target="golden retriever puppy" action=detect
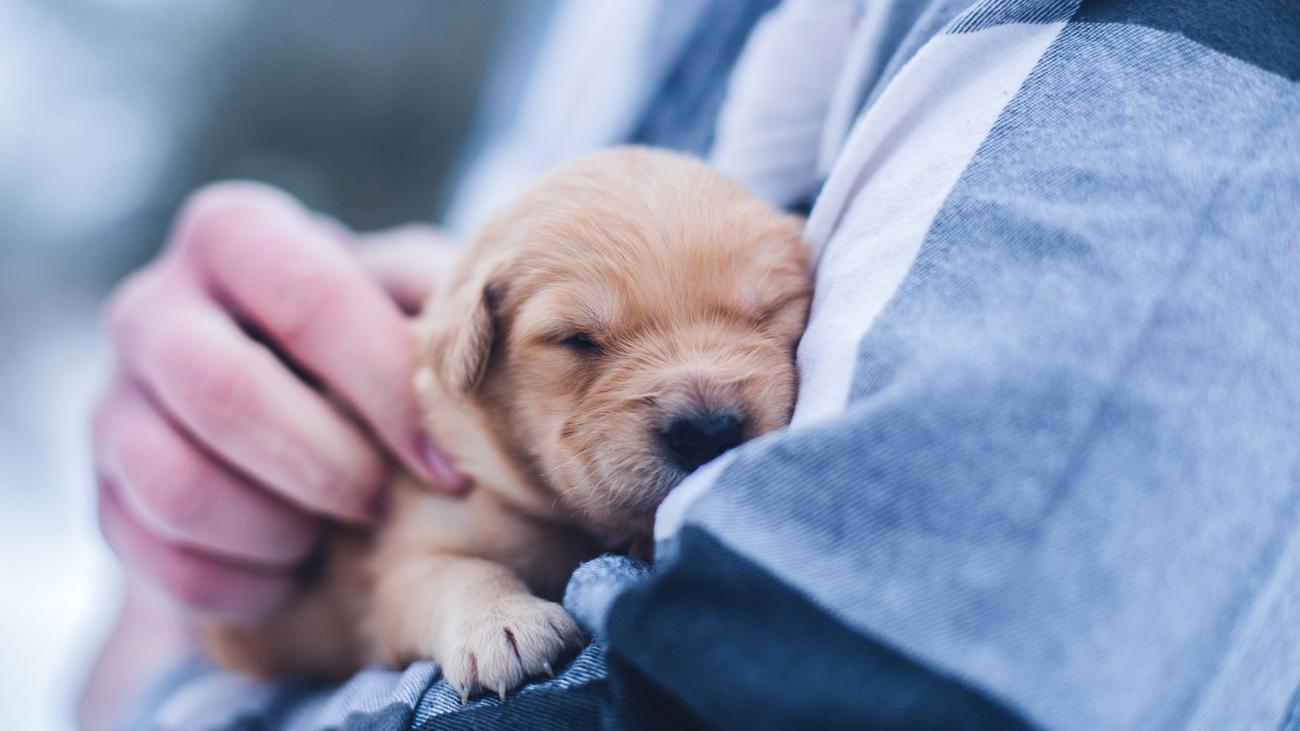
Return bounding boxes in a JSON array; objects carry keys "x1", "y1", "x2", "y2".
[{"x1": 208, "y1": 146, "x2": 812, "y2": 701}]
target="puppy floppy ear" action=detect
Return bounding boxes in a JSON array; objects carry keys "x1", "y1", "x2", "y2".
[{"x1": 420, "y1": 258, "x2": 505, "y2": 394}]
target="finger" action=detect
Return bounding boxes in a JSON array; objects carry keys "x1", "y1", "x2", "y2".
[
  {"x1": 172, "y1": 183, "x2": 465, "y2": 492},
  {"x1": 109, "y1": 271, "x2": 388, "y2": 523},
  {"x1": 355, "y1": 224, "x2": 461, "y2": 313},
  {"x1": 93, "y1": 377, "x2": 321, "y2": 566},
  {"x1": 98, "y1": 484, "x2": 295, "y2": 620}
]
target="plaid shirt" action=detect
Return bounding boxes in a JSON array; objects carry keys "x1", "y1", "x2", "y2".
[{"x1": 127, "y1": 0, "x2": 1300, "y2": 728}]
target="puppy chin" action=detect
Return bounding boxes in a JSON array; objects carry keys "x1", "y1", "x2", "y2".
[{"x1": 555, "y1": 460, "x2": 683, "y2": 536}]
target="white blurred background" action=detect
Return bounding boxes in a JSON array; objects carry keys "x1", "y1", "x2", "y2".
[{"x1": 0, "y1": 2, "x2": 514, "y2": 727}]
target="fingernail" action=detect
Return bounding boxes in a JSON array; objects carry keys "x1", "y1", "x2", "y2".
[{"x1": 418, "y1": 434, "x2": 468, "y2": 492}]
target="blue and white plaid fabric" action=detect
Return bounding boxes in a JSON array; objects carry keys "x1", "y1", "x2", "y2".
[{"x1": 126, "y1": 0, "x2": 1300, "y2": 728}]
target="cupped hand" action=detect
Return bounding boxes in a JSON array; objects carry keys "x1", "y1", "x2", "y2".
[{"x1": 93, "y1": 182, "x2": 466, "y2": 620}]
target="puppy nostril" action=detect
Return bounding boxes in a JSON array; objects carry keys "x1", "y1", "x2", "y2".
[{"x1": 661, "y1": 413, "x2": 745, "y2": 473}]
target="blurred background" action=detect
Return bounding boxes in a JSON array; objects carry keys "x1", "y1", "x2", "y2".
[{"x1": 0, "y1": 1, "x2": 523, "y2": 727}]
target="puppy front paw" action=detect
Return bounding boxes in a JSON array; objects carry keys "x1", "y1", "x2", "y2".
[{"x1": 442, "y1": 595, "x2": 583, "y2": 702}]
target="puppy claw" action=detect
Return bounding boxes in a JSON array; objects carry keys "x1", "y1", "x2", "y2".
[
  {"x1": 442, "y1": 595, "x2": 582, "y2": 704},
  {"x1": 460, "y1": 690, "x2": 469, "y2": 706}
]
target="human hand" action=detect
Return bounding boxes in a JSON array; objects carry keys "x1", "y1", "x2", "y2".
[{"x1": 93, "y1": 182, "x2": 466, "y2": 620}]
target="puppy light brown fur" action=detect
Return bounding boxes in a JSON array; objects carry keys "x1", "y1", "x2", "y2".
[{"x1": 208, "y1": 147, "x2": 812, "y2": 700}]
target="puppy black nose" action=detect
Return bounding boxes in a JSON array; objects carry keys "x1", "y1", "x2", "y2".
[{"x1": 661, "y1": 413, "x2": 745, "y2": 472}]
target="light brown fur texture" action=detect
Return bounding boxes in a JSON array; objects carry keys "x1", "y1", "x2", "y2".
[{"x1": 207, "y1": 147, "x2": 812, "y2": 700}]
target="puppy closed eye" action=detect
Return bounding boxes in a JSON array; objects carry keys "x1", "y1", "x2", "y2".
[{"x1": 559, "y1": 332, "x2": 602, "y2": 355}]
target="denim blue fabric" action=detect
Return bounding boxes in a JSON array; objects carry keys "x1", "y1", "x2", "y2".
[
  {"x1": 626, "y1": 0, "x2": 780, "y2": 157},
  {"x1": 406, "y1": 643, "x2": 610, "y2": 730},
  {"x1": 127, "y1": 645, "x2": 612, "y2": 731},
  {"x1": 563, "y1": 555, "x2": 655, "y2": 638},
  {"x1": 948, "y1": 0, "x2": 1077, "y2": 32},
  {"x1": 664, "y1": 9, "x2": 1300, "y2": 731},
  {"x1": 856, "y1": 0, "x2": 976, "y2": 114}
]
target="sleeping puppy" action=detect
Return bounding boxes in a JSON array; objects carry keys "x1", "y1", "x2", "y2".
[{"x1": 208, "y1": 146, "x2": 812, "y2": 701}]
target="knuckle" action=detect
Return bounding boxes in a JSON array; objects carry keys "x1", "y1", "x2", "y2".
[
  {"x1": 176, "y1": 181, "x2": 292, "y2": 256},
  {"x1": 164, "y1": 341, "x2": 254, "y2": 436},
  {"x1": 164, "y1": 562, "x2": 228, "y2": 612},
  {"x1": 151, "y1": 479, "x2": 210, "y2": 538},
  {"x1": 264, "y1": 262, "x2": 340, "y2": 343},
  {"x1": 121, "y1": 437, "x2": 211, "y2": 534},
  {"x1": 104, "y1": 268, "x2": 158, "y2": 342}
]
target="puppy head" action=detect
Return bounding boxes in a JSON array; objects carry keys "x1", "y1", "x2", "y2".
[{"x1": 423, "y1": 148, "x2": 810, "y2": 532}]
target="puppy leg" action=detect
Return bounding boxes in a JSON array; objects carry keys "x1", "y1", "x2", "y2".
[
  {"x1": 372, "y1": 552, "x2": 583, "y2": 701},
  {"x1": 205, "y1": 590, "x2": 364, "y2": 679},
  {"x1": 206, "y1": 529, "x2": 373, "y2": 679}
]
